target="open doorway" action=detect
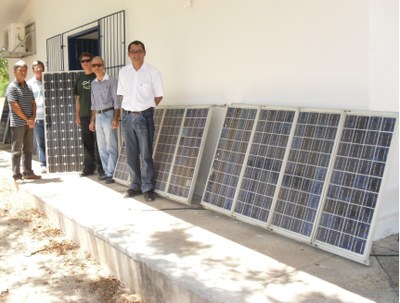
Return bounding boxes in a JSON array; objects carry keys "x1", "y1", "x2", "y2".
[{"x1": 68, "y1": 27, "x2": 99, "y2": 70}]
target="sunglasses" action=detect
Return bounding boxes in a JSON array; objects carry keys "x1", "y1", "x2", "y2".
[
  {"x1": 80, "y1": 59, "x2": 92, "y2": 63},
  {"x1": 91, "y1": 63, "x2": 103, "y2": 68}
]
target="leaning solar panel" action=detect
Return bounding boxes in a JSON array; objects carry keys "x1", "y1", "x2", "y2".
[
  {"x1": 234, "y1": 108, "x2": 297, "y2": 224},
  {"x1": 314, "y1": 113, "x2": 397, "y2": 264},
  {"x1": 270, "y1": 111, "x2": 342, "y2": 239},
  {"x1": 202, "y1": 106, "x2": 258, "y2": 212},
  {"x1": 153, "y1": 108, "x2": 186, "y2": 192},
  {"x1": 165, "y1": 107, "x2": 211, "y2": 203},
  {"x1": 44, "y1": 71, "x2": 83, "y2": 173},
  {"x1": 152, "y1": 106, "x2": 212, "y2": 203}
]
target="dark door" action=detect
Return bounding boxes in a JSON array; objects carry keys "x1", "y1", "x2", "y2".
[{"x1": 68, "y1": 28, "x2": 100, "y2": 70}]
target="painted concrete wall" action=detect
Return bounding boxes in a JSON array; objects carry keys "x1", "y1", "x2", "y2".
[{"x1": 6, "y1": 0, "x2": 399, "y2": 239}]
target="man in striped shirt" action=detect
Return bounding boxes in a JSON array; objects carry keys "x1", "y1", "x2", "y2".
[{"x1": 6, "y1": 60, "x2": 41, "y2": 181}]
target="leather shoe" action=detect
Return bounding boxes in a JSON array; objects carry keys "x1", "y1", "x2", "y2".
[
  {"x1": 13, "y1": 175, "x2": 23, "y2": 182},
  {"x1": 123, "y1": 188, "x2": 142, "y2": 198},
  {"x1": 80, "y1": 171, "x2": 94, "y2": 177},
  {"x1": 98, "y1": 174, "x2": 107, "y2": 180},
  {"x1": 105, "y1": 176, "x2": 114, "y2": 184},
  {"x1": 144, "y1": 191, "x2": 156, "y2": 202},
  {"x1": 23, "y1": 173, "x2": 41, "y2": 180}
]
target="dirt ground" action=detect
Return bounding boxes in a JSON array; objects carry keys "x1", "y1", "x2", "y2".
[{"x1": 0, "y1": 176, "x2": 146, "y2": 303}]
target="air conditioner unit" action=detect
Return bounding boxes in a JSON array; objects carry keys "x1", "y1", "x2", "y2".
[{"x1": 4, "y1": 23, "x2": 26, "y2": 53}]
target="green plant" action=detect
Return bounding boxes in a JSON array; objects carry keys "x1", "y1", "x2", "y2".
[{"x1": 0, "y1": 53, "x2": 9, "y2": 97}]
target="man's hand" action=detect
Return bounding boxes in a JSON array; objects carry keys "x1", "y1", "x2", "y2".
[
  {"x1": 89, "y1": 121, "x2": 95, "y2": 132},
  {"x1": 27, "y1": 118, "x2": 35, "y2": 129}
]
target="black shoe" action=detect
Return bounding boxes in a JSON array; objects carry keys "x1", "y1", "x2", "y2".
[
  {"x1": 144, "y1": 191, "x2": 156, "y2": 202},
  {"x1": 80, "y1": 171, "x2": 94, "y2": 177},
  {"x1": 98, "y1": 174, "x2": 107, "y2": 180},
  {"x1": 13, "y1": 174, "x2": 23, "y2": 182},
  {"x1": 105, "y1": 176, "x2": 114, "y2": 184},
  {"x1": 123, "y1": 188, "x2": 142, "y2": 198}
]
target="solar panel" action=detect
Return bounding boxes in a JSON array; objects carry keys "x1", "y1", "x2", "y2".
[
  {"x1": 270, "y1": 111, "x2": 342, "y2": 238},
  {"x1": 201, "y1": 105, "x2": 397, "y2": 263},
  {"x1": 113, "y1": 106, "x2": 212, "y2": 204},
  {"x1": 165, "y1": 107, "x2": 211, "y2": 202},
  {"x1": 202, "y1": 106, "x2": 258, "y2": 211},
  {"x1": 153, "y1": 108, "x2": 185, "y2": 192},
  {"x1": 43, "y1": 71, "x2": 84, "y2": 173},
  {"x1": 234, "y1": 108, "x2": 297, "y2": 223},
  {"x1": 314, "y1": 113, "x2": 397, "y2": 263}
]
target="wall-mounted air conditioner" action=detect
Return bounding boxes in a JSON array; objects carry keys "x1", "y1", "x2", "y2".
[{"x1": 4, "y1": 23, "x2": 26, "y2": 53}]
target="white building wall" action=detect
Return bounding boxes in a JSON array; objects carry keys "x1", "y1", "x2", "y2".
[{"x1": 9, "y1": 0, "x2": 398, "y2": 239}]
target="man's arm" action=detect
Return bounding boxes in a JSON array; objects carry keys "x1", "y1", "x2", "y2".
[
  {"x1": 155, "y1": 96, "x2": 163, "y2": 106},
  {"x1": 10, "y1": 100, "x2": 35, "y2": 128}
]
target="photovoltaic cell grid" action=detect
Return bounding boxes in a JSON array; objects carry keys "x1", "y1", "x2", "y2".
[
  {"x1": 202, "y1": 107, "x2": 257, "y2": 210},
  {"x1": 153, "y1": 108, "x2": 185, "y2": 192},
  {"x1": 113, "y1": 106, "x2": 211, "y2": 204},
  {"x1": 201, "y1": 105, "x2": 397, "y2": 263},
  {"x1": 234, "y1": 109, "x2": 296, "y2": 222},
  {"x1": 315, "y1": 114, "x2": 396, "y2": 257},
  {"x1": 43, "y1": 71, "x2": 84, "y2": 173},
  {"x1": 113, "y1": 142, "x2": 130, "y2": 185},
  {"x1": 271, "y1": 112, "x2": 341, "y2": 237},
  {"x1": 166, "y1": 107, "x2": 210, "y2": 200}
]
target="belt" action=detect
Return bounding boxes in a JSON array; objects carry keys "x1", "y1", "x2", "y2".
[
  {"x1": 124, "y1": 107, "x2": 153, "y2": 115},
  {"x1": 96, "y1": 107, "x2": 114, "y2": 114}
]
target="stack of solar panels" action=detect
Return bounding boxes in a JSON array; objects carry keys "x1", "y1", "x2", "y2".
[
  {"x1": 114, "y1": 106, "x2": 212, "y2": 204},
  {"x1": 202, "y1": 105, "x2": 397, "y2": 264},
  {"x1": 43, "y1": 71, "x2": 83, "y2": 173}
]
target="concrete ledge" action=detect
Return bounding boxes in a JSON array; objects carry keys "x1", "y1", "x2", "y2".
[{"x1": 1, "y1": 148, "x2": 397, "y2": 303}]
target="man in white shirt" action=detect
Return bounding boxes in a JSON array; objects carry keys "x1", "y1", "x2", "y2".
[
  {"x1": 117, "y1": 40, "x2": 163, "y2": 201},
  {"x1": 27, "y1": 60, "x2": 47, "y2": 173}
]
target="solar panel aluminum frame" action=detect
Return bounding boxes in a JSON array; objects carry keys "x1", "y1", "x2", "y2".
[
  {"x1": 201, "y1": 105, "x2": 261, "y2": 215},
  {"x1": 153, "y1": 105, "x2": 212, "y2": 204},
  {"x1": 232, "y1": 106, "x2": 300, "y2": 228},
  {"x1": 312, "y1": 111, "x2": 398, "y2": 264},
  {"x1": 266, "y1": 109, "x2": 345, "y2": 244}
]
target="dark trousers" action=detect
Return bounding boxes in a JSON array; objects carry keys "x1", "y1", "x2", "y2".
[
  {"x1": 10, "y1": 125, "x2": 34, "y2": 178},
  {"x1": 80, "y1": 116, "x2": 104, "y2": 174}
]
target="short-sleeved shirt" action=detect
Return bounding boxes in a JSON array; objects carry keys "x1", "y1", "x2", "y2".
[
  {"x1": 74, "y1": 72, "x2": 96, "y2": 117},
  {"x1": 27, "y1": 77, "x2": 44, "y2": 120},
  {"x1": 91, "y1": 73, "x2": 121, "y2": 111},
  {"x1": 117, "y1": 62, "x2": 163, "y2": 112},
  {"x1": 6, "y1": 80, "x2": 34, "y2": 127}
]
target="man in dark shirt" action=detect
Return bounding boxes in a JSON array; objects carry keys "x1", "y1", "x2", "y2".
[{"x1": 74, "y1": 52, "x2": 104, "y2": 177}]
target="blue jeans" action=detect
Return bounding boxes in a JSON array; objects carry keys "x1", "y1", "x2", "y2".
[
  {"x1": 95, "y1": 110, "x2": 119, "y2": 177},
  {"x1": 122, "y1": 108, "x2": 155, "y2": 192},
  {"x1": 34, "y1": 120, "x2": 46, "y2": 167},
  {"x1": 10, "y1": 126, "x2": 34, "y2": 178}
]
